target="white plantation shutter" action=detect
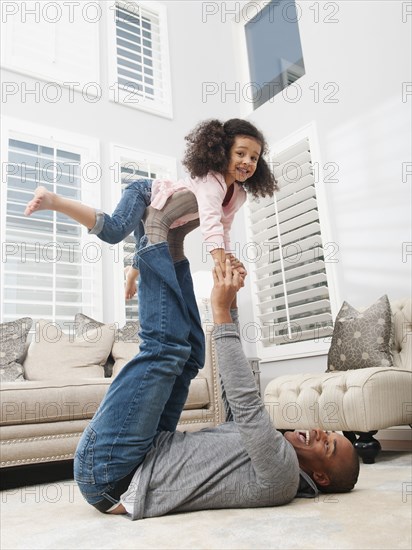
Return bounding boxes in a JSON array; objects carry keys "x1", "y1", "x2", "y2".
[
  {"x1": 119, "y1": 162, "x2": 156, "y2": 322},
  {"x1": 248, "y1": 137, "x2": 334, "y2": 355},
  {"x1": 1, "y1": 128, "x2": 101, "y2": 326},
  {"x1": 116, "y1": 3, "x2": 156, "y2": 99},
  {"x1": 113, "y1": 148, "x2": 176, "y2": 321},
  {"x1": 1, "y1": 0, "x2": 99, "y2": 85},
  {"x1": 109, "y1": 1, "x2": 172, "y2": 117}
]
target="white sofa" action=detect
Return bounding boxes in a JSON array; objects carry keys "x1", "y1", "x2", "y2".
[
  {"x1": 264, "y1": 299, "x2": 412, "y2": 463},
  {"x1": 0, "y1": 323, "x2": 224, "y2": 470}
]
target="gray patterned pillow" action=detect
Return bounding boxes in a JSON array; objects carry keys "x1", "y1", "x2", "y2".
[
  {"x1": 75, "y1": 313, "x2": 105, "y2": 335},
  {"x1": 111, "y1": 321, "x2": 140, "y2": 378},
  {"x1": 74, "y1": 313, "x2": 113, "y2": 377},
  {"x1": 327, "y1": 295, "x2": 392, "y2": 372},
  {"x1": 75, "y1": 313, "x2": 139, "y2": 342},
  {"x1": 115, "y1": 321, "x2": 140, "y2": 343},
  {"x1": 75, "y1": 314, "x2": 139, "y2": 378},
  {"x1": 0, "y1": 317, "x2": 33, "y2": 382}
]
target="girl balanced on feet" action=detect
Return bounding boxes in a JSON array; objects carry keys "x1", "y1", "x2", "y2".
[{"x1": 25, "y1": 118, "x2": 277, "y2": 296}]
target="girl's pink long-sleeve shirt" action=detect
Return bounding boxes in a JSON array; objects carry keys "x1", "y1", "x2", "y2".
[{"x1": 150, "y1": 171, "x2": 247, "y2": 253}]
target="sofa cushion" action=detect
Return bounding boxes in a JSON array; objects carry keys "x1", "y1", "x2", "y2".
[
  {"x1": 0, "y1": 318, "x2": 32, "y2": 383},
  {"x1": 327, "y1": 295, "x2": 392, "y2": 372},
  {"x1": 75, "y1": 314, "x2": 140, "y2": 378},
  {"x1": 0, "y1": 375, "x2": 209, "y2": 427},
  {"x1": 111, "y1": 321, "x2": 140, "y2": 378},
  {"x1": 264, "y1": 367, "x2": 412, "y2": 432},
  {"x1": 183, "y1": 377, "x2": 210, "y2": 410},
  {"x1": 23, "y1": 320, "x2": 115, "y2": 380},
  {"x1": 0, "y1": 379, "x2": 111, "y2": 426},
  {"x1": 75, "y1": 313, "x2": 118, "y2": 377}
]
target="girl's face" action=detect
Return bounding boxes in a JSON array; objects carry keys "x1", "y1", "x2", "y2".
[{"x1": 225, "y1": 136, "x2": 262, "y2": 186}]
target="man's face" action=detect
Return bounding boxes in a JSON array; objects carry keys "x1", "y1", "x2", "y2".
[
  {"x1": 284, "y1": 429, "x2": 355, "y2": 487},
  {"x1": 225, "y1": 136, "x2": 261, "y2": 185}
]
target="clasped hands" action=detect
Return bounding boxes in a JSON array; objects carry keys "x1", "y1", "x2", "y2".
[{"x1": 211, "y1": 255, "x2": 247, "y2": 324}]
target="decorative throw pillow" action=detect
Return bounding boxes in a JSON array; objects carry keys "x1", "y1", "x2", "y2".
[
  {"x1": 111, "y1": 321, "x2": 140, "y2": 378},
  {"x1": 74, "y1": 313, "x2": 115, "y2": 377},
  {"x1": 74, "y1": 313, "x2": 105, "y2": 335},
  {"x1": 0, "y1": 318, "x2": 32, "y2": 382},
  {"x1": 114, "y1": 321, "x2": 140, "y2": 343},
  {"x1": 23, "y1": 319, "x2": 115, "y2": 380},
  {"x1": 327, "y1": 295, "x2": 393, "y2": 372},
  {"x1": 75, "y1": 314, "x2": 140, "y2": 378}
]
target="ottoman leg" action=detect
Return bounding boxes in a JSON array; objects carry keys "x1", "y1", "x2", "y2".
[
  {"x1": 354, "y1": 431, "x2": 381, "y2": 464},
  {"x1": 343, "y1": 431, "x2": 357, "y2": 444}
]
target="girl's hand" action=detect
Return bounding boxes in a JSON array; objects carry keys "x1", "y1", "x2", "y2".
[
  {"x1": 124, "y1": 266, "x2": 139, "y2": 300},
  {"x1": 210, "y1": 250, "x2": 247, "y2": 286},
  {"x1": 210, "y1": 248, "x2": 227, "y2": 276},
  {"x1": 226, "y1": 254, "x2": 247, "y2": 287}
]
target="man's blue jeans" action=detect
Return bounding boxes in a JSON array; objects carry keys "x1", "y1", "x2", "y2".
[
  {"x1": 73, "y1": 240, "x2": 205, "y2": 507},
  {"x1": 89, "y1": 178, "x2": 152, "y2": 269}
]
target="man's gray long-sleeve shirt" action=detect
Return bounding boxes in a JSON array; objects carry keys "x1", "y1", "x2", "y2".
[{"x1": 125, "y1": 322, "x2": 316, "y2": 520}]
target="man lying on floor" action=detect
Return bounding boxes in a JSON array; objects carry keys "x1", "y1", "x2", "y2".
[{"x1": 74, "y1": 238, "x2": 360, "y2": 520}]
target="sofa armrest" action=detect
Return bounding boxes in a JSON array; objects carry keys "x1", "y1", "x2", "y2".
[{"x1": 177, "y1": 323, "x2": 225, "y2": 431}]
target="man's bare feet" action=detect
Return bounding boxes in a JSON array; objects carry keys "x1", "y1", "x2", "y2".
[
  {"x1": 124, "y1": 266, "x2": 138, "y2": 300},
  {"x1": 107, "y1": 503, "x2": 127, "y2": 515},
  {"x1": 24, "y1": 186, "x2": 56, "y2": 216}
]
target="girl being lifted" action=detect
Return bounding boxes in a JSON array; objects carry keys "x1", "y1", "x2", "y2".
[{"x1": 24, "y1": 118, "x2": 277, "y2": 296}]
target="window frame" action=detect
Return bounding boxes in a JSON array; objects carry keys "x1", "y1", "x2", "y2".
[
  {"x1": 231, "y1": 0, "x2": 306, "y2": 115},
  {"x1": 0, "y1": 116, "x2": 103, "y2": 325},
  {"x1": 244, "y1": 121, "x2": 341, "y2": 362},
  {"x1": 106, "y1": 0, "x2": 173, "y2": 119}
]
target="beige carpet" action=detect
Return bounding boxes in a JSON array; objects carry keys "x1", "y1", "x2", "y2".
[{"x1": 1, "y1": 451, "x2": 411, "y2": 550}]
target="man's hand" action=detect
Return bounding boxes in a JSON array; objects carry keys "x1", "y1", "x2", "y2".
[
  {"x1": 210, "y1": 250, "x2": 247, "y2": 284},
  {"x1": 211, "y1": 259, "x2": 244, "y2": 324},
  {"x1": 226, "y1": 254, "x2": 247, "y2": 310}
]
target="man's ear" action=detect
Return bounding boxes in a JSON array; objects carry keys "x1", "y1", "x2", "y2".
[{"x1": 313, "y1": 471, "x2": 331, "y2": 487}]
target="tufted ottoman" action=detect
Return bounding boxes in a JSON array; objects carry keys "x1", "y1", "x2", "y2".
[{"x1": 264, "y1": 299, "x2": 412, "y2": 463}]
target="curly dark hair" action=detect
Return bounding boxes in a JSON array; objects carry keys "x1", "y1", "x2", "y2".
[{"x1": 181, "y1": 118, "x2": 278, "y2": 198}]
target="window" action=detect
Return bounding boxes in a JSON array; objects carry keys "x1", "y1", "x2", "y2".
[
  {"x1": 0, "y1": 119, "x2": 102, "y2": 326},
  {"x1": 244, "y1": 0, "x2": 305, "y2": 109},
  {"x1": 107, "y1": 1, "x2": 173, "y2": 118},
  {"x1": 245, "y1": 127, "x2": 337, "y2": 360},
  {"x1": 110, "y1": 145, "x2": 177, "y2": 322}
]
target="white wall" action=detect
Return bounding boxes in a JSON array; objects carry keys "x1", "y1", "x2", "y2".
[{"x1": 226, "y1": 1, "x2": 412, "y2": 391}]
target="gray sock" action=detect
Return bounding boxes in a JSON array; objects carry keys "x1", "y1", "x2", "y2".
[
  {"x1": 168, "y1": 219, "x2": 200, "y2": 262},
  {"x1": 144, "y1": 190, "x2": 198, "y2": 245}
]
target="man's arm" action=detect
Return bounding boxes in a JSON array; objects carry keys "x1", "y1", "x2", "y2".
[{"x1": 211, "y1": 261, "x2": 299, "y2": 482}]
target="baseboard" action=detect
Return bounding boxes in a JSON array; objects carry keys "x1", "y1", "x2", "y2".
[
  {"x1": 380, "y1": 440, "x2": 412, "y2": 451},
  {"x1": 377, "y1": 426, "x2": 412, "y2": 452}
]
